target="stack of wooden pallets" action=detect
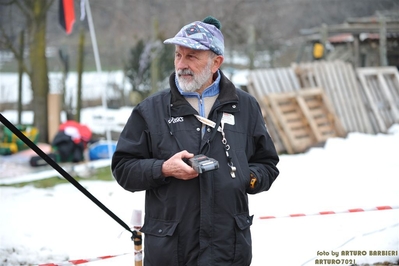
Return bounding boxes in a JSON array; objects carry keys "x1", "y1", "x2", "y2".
[{"x1": 247, "y1": 61, "x2": 399, "y2": 154}]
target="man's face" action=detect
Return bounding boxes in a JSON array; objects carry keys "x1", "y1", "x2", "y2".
[{"x1": 174, "y1": 46, "x2": 215, "y2": 93}]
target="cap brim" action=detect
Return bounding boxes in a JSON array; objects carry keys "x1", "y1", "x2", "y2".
[{"x1": 163, "y1": 37, "x2": 210, "y2": 51}]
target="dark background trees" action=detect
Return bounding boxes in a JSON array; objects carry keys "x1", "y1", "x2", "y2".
[{"x1": 3, "y1": 0, "x2": 398, "y2": 71}]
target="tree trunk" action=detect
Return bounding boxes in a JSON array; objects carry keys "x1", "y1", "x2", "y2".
[
  {"x1": 76, "y1": 28, "x2": 85, "y2": 123},
  {"x1": 29, "y1": 0, "x2": 50, "y2": 143},
  {"x1": 17, "y1": 30, "x2": 24, "y2": 125},
  {"x1": 150, "y1": 18, "x2": 159, "y2": 95}
]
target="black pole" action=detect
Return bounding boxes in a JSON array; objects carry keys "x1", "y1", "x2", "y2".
[{"x1": 0, "y1": 113, "x2": 134, "y2": 237}]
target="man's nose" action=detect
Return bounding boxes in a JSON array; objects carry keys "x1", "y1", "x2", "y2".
[{"x1": 175, "y1": 58, "x2": 188, "y2": 70}]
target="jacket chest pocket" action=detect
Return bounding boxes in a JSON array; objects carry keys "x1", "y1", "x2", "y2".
[
  {"x1": 151, "y1": 118, "x2": 202, "y2": 157},
  {"x1": 150, "y1": 131, "x2": 179, "y2": 159}
]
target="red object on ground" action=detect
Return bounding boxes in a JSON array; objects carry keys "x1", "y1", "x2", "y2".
[{"x1": 59, "y1": 120, "x2": 92, "y2": 144}]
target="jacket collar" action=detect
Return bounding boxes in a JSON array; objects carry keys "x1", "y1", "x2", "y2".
[{"x1": 169, "y1": 70, "x2": 239, "y2": 115}]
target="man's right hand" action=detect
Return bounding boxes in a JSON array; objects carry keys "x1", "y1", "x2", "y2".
[{"x1": 161, "y1": 150, "x2": 199, "y2": 180}]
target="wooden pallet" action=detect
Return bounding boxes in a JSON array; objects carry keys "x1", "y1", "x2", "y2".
[
  {"x1": 356, "y1": 67, "x2": 399, "y2": 133},
  {"x1": 266, "y1": 88, "x2": 346, "y2": 153},
  {"x1": 292, "y1": 61, "x2": 374, "y2": 134},
  {"x1": 247, "y1": 68, "x2": 301, "y2": 153}
]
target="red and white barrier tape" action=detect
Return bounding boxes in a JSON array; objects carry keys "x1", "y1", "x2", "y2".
[
  {"x1": 258, "y1": 205, "x2": 399, "y2": 220},
  {"x1": 37, "y1": 206, "x2": 397, "y2": 265},
  {"x1": 38, "y1": 253, "x2": 130, "y2": 266}
]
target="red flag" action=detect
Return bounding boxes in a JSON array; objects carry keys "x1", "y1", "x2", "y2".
[{"x1": 59, "y1": 0, "x2": 75, "y2": 34}]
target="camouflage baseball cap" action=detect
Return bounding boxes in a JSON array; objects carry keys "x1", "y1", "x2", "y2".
[{"x1": 164, "y1": 17, "x2": 224, "y2": 56}]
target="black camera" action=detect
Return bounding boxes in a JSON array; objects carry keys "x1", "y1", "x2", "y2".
[{"x1": 187, "y1": 154, "x2": 219, "y2": 174}]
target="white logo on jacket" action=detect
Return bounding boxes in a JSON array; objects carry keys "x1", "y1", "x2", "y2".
[{"x1": 168, "y1": 117, "x2": 184, "y2": 124}]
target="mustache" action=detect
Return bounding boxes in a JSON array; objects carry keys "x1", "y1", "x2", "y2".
[{"x1": 177, "y1": 68, "x2": 194, "y2": 76}]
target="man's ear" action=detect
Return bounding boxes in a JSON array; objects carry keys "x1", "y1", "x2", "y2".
[{"x1": 212, "y1": 55, "x2": 224, "y2": 73}]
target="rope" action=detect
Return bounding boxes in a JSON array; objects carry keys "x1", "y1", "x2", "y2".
[
  {"x1": 37, "y1": 252, "x2": 130, "y2": 266},
  {"x1": 257, "y1": 205, "x2": 399, "y2": 219}
]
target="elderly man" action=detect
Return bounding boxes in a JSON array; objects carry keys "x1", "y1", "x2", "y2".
[{"x1": 112, "y1": 16, "x2": 279, "y2": 266}]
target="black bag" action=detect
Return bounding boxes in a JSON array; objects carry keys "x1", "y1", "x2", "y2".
[
  {"x1": 52, "y1": 131, "x2": 84, "y2": 162},
  {"x1": 29, "y1": 153, "x2": 57, "y2": 167}
]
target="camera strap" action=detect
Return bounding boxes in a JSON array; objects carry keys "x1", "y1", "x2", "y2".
[
  {"x1": 217, "y1": 115, "x2": 236, "y2": 178},
  {"x1": 193, "y1": 113, "x2": 237, "y2": 178},
  {"x1": 172, "y1": 114, "x2": 237, "y2": 178}
]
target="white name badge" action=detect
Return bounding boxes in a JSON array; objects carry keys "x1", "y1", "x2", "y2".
[{"x1": 221, "y1": 113, "x2": 235, "y2": 126}]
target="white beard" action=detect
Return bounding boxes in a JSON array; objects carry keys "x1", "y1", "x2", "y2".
[{"x1": 177, "y1": 59, "x2": 213, "y2": 93}]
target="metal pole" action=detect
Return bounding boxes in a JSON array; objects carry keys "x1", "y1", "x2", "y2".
[
  {"x1": 84, "y1": 0, "x2": 113, "y2": 158},
  {"x1": 131, "y1": 210, "x2": 143, "y2": 266},
  {"x1": 320, "y1": 23, "x2": 328, "y2": 60}
]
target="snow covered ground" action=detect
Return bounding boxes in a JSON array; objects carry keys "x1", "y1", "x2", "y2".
[
  {"x1": 0, "y1": 107, "x2": 398, "y2": 265},
  {"x1": 0, "y1": 70, "x2": 399, "y2": 265}
]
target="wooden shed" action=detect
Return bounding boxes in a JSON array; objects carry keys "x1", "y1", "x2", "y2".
[{"x1": 299, "y1": 10, "x2": 399, "y2": 68}]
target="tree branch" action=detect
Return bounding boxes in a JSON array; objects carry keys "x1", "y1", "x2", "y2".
[
  {"x1": 43, "y1": 0, "x2": 56, "y2": 13},
  {"x1": 0, "y1": 0, "x2": 17, "y2": 6},
  {"x1": 14, "y1": 0, "x2": 32, "y2": 19},
  {"x1": 0, "y1": 25, "x2": 31, "y2": 76}
]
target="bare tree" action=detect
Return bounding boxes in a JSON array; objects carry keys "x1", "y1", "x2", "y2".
[{"x1": 1, "y1": 0, "x2": 55, "y2": 143}]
